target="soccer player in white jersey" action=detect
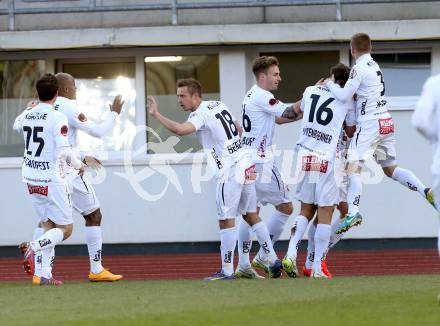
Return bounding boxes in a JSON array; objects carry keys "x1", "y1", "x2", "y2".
[
  {"x1": 15, "y1": 74, "x2": 84, "y2": 285},
  {"x1": 412, "y1": 74, "x2": 440, "y2": 292},
  {"x1": 147, "y1": 78, "x2": 282, "y2": 280},
  {"x1": 236, "y1": 56, "x2": 296, "y2": 276},
  {"x1": 323, "y1": 33, "x2": 435, "y2": 234},
  {"x1": 17, "y1": 73, "x2": 124, "y2": 282},
  {"x1": 282, "y1": 63, "x2": 356, "y2": 278}
]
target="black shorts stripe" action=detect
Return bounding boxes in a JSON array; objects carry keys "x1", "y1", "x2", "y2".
[
  {"x1": 221, "y1": 183, "x2": 225, "y2": 205},
  {"x1": 272, "y1": 169, "x2": 281, "y2": 191},
  {"x1": 355, "y1": 127, "x2": 362, "y2": 146},
  {"x1": 80, "y1": 176, "x2": 89, "y2": 192}
]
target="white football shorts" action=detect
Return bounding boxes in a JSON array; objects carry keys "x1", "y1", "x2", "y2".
[
  {"x1": 66, "y1": 172, "x2": 100, "y2": 215},
  {"x1": 26, "y1": 182, "x2": 73, "y2": 225},
  {"x1": 348, "y1": 117, "x2": 397, "y2": 168},
  {"x1": 255, "y1": 163, "x2": 291, "y2": 207}
]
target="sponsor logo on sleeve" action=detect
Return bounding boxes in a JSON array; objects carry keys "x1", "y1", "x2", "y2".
[
  {"x1": 269, "y1": 98, "x2": 279, "y2": 106},
  {"x1": 61, "y1": 125, "x2": 68, "y2": 136},
  {"x1": 78, "y1": 113, "x2": 88, "y2": 122}
]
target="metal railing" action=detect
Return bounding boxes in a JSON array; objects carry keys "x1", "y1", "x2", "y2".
[{"x1": 2, "y1": 0, "x2": 438, "y2": 31}]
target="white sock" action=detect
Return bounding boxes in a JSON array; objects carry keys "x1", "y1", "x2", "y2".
[
  {"x1": 85, "y1": 226, "x2": 103, "y2": 274},
  {"x1": 237, "y1": 219, "x2": 252, "y2": 269},
  {"x1": 257, "y1": 210, "x2": 289, "y2": 258},
  {"x1": 347, "y1": 174, "x2": 362, "y2": 214},
  {"x1": 39, "y1": 247, "x2": 55, "y2": 279},
  {"x1": 30, "y1": 228, "x2": 64, "y2": 251},
  {"x1": 312, "y1": 224, "x2": 331, "y2": 272},
  {"x1": 305, "y1": 222, "x2": 316, "y2": 269},
  {"x1": 251, "y1": 222, "x2": 277, "y2": 263},
  {"x1": 391, "y1": 167, "x2": 427, "y2": 197},
  {"x1": 220, "y1": 227, "x2": 237, "y2": 276},
  {"x1": 285, "y1": 215, "x2": 309, "y2": 260},
  {"x1": 32, "y1": 227, "x2": 44, "y2": 277},
  {"x1": 329, "y1": 217, "x2": 343, "y2": 250}
]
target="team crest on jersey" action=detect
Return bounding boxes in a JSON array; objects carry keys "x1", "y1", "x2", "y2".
[
  {"x1": 349, "y1": 68, "x2": 357, "y2": 79},
  {"x1": 78, "y1": 113, "x2": 87, "y2": 122},
  {"x1": 61, "y1": 125, "x2": 68, "y2": 136},
  {"x1": 269, "y1": 98, "x2": 279, "y2": 106}
]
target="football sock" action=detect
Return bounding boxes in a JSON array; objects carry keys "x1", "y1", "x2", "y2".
[
  {"x1": 30, "y1": 228, "x2": 64, "y2": 251},
  {"x1": 237, "y1": 219, "x2": 252, "y2": 269},
  {"x1": 391, "y1": 167, "x2": 426, "y2": 197},
  {"x1": 285, "y1": 215, "x2": 309, "y2": 260},
  {"x1": 252, "y1": 222, "x2": 277, "y2": 263},
  {"x1": 256, "y1": 210, "x2": 289, "y2": 259},
  {"x1": 347, "y1": 173, "x2": 362, "y2": 214},
  {"x1": 39, "y1": 247, "x2": 55, "y2": 279},
  {"x1": 305, "y1": 222, "x2": 316, "y2": 269},
  {"x1": 312, "y1": 224, "x2": 331, "y2": 272},
  {"x1": 85, "y1": 226, "x2": 104, "y2": 274},
  {"x1": 33, "y1": 227, "x2": 44, "y2": 277},
  {"x1": 220, "y1": 227, "x2": 237, "y2": 276}
]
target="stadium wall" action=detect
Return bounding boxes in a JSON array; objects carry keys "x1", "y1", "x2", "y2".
[{"x1": 0, "y1": 18, "x2": 439, "y2": 246}]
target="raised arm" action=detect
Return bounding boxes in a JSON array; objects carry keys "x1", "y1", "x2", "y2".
[
  {"x1": 147, "y1": 96, "x2": 196, "y2": 136},
  {"x1": 325, "y1": 69, "x2": 361, "y2": 103}
]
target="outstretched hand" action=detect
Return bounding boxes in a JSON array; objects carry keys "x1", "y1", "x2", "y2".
[
  {"x1": 110, "y1": 95, "x2": 124, "y2": 115},
  {"x1": 82, "y1": 155, "x2": 103, "y2": 170},
  {"x1": 146, "y1": 96, "x2": 159, "y2": 117}
]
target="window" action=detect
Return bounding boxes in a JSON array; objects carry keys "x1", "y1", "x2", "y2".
[
  {"x1": 0, "y1": 60, "x2": 45, "y2": 157},
  {"x1": 61, "y1": 59, "x2": 136, "y2": 152},
  {"x1": 372, "y1": 53, "x2": 431, "y2": 97},
  {"x1": 145, "y1": 55, "x2": 220, "y2": 154},
  {"x1": 261, "y1": 51, "x2": 340, "y2": 102}
]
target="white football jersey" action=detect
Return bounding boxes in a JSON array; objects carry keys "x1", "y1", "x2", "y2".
[
  {"x1": 296, "y1": 85, "x2": 356, "y2": 162},
  {"x1": 326, "y1": 53, "x2": 390, "y2": 123},
  {"x1": 54, "y1": 96, "x2": 117, "y2": 148},
  {"x1": 241, "y1": 85, "x2": 287, "y2": 163},
  {"x1": 17, "y1": 103, "x2": 71, "y2": 185},
  {"x1": 188, "y1": 101, "x2": 248, "y2": 177}
]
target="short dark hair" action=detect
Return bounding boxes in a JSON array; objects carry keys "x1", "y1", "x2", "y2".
[
  {"x1": 252, "y1": 56, "x2": 279, "y2": 78},
  {"x1": 351, "y1": 33, "x2": 371, "y2": 53},
  {"x1": 36, "y1": 73, "x2": 58, "y2": 101},
  {"x1": 330, "y1": 63, "x2": 351, "y2": 87},
  {"x1": 176, "y1": 78, "x2": 202, "y2": 97}
]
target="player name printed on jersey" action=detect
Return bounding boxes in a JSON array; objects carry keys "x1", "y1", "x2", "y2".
[
  {"x1": 297, "y1": 85, "x2": 356, "y2": 162},
  {"x1": 20, "y1": 103, "x2": 71, "y2": 185},
  {"x1": 241, "y1": 85, "x2": 287, "y2": 163},
  {"x1": 188, "y1": 100, "x2": 252, "y2": 181}
]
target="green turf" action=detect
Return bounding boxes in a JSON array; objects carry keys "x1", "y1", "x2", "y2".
[{"x1": 0, "y1": 275, "x2": 439, "y2": 326}]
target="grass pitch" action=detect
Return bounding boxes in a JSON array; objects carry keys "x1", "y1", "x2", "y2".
[{"x1": 1, "y1": 275, "x2": 439, "y2": 326}]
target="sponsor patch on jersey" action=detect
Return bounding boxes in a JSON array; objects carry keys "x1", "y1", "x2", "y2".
[
  {"x1": 27, "y1": 184, "x2": 48, "y2": 196},
  {"x1": 78, "y1": 113, "x2": 87, "y2": 122},
  {"x1": 302, "y1": 155, "x2": 328, "y2": 173},
  {"x1": 378, "y1": 117, "x2": 394, "y2": 135},
  {"x1": 269, "y1": 98, "x2": 279, "y2": 106},
  {"x1": 61, "y1": 125, "x2": 68, "y2": 136},
  {"x1": 244, "y1": 164, "x2": 257, "y2": 183}
]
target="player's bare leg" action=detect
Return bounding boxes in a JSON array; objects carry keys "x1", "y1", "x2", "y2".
[{"x1": 84, "y1": 209, "x2": 122, "y2": 282}]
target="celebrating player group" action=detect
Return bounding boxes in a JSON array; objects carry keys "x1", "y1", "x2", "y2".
[{"x1": 15, "y1": 32, "x2": 439, "y2": 284}]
